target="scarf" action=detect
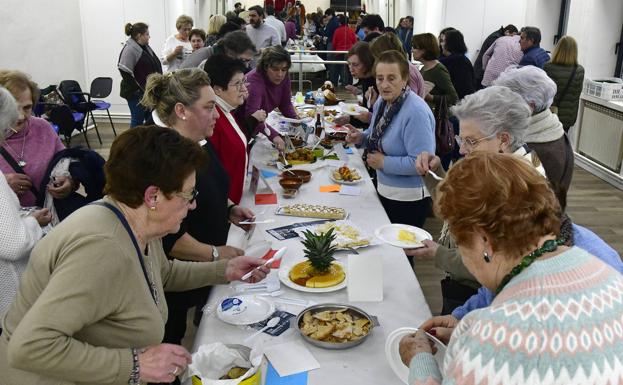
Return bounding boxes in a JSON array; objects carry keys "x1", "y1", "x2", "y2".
[
  {"x1": 117, "y1": 38, "x2": 143, "y2": 75},
  {"x1": 368, "y1": 87, "x2": 409, "y2": 153},
  {"x1": 525, "y1": 109, "x2": 564, "y2": 143}
]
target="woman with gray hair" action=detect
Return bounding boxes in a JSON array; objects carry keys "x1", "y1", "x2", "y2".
[
  {"x1": 408, "y1": 86, "x2": 545, "y2": 315},
  {"x1": 0, "y1": 87, "x2": 50, "y2": 327},
  {"x1": 493, "y1": 65, "x2": 574, "y2": 209}
]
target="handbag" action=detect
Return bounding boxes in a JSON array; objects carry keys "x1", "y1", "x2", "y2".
[
  {"x1": 434, "y1": 96, "x2": 455, "y2": 156},
  {"x1": 550, "y1": 65, "x2": 577, "y2": 115}
]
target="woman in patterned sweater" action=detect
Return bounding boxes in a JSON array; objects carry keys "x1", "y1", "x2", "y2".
[{"x1": 400, "y1": 153, "x2": 623, "y2": 385}]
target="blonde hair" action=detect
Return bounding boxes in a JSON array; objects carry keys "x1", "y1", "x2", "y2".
[
  {"x1": 208, "y1": 14, "x2": 227, "y2": 35},
  {"x1": 141, "y1": 68, "x2": 211, "y2": 126},
  {"x1": 0, "y1": 70, "x2": 39, "y2": 106},
  {"x1": 550, "y1": 35, "x2": 578, "y2": 66},
  {"x1": 176, "y1": 14, "x2": 194, "y2": 30}
]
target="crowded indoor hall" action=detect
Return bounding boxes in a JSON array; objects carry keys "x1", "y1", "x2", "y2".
[{"x1": 1, "y1": 0, "x2": 622, "y2": 384}]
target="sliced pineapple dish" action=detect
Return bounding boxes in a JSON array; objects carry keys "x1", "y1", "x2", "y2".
[
  {"x1": 300, "y1": 309, "x2": 372, "y2": 343},
  {"x1": 289, "y1": 228, "x2": 346, "y2": 288},
  {"x1": 398, "y1": 229, "x2": 419, "y2": 244}
]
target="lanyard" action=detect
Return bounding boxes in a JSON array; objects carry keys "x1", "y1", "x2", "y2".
[{"x1": 92, "y1": 202, "x2": 159, "y2": 305}]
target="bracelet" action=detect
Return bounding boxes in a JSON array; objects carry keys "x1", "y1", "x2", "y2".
[
  {"x1": 227, "y1": 204, "x2": 237, "y2": 218},
  {"x1": 128, "y1": 348, "x2": 140, "y2": 385}
]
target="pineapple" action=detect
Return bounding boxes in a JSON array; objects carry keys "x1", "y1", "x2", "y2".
[
  {"x1": 290, "y1": 228, "x2": 345, "y2": 288},
  {"x1": 301, "y1": 228, "x2": 337, "y2": 273}
]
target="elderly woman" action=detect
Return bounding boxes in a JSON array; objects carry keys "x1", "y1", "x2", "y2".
[
  {"x1": 0, "y1": 126, "x2": 268, "y2": 385},
  {"x1": 334, "y1": 41, "x2": 376, "y2": 128},
  {"x1": 400, "y1": 153, "x2": 623, "y2": 385},
  {"x1": 0, "y1": 70, "x2": 72, "y2": 206},
  {"x1": 413, "y1": 86, "x2": 622, "y2": 327},
  {"x1": 161, "y1": 15, "x2": 194, "y2": 73},
  {"x1": 118, "y1": 22, "x2": 162, "y2": 127},
  {"x1": 544, "y1": 36, "x2": 585, "y2": 132},
  {"x1": 346, "y1": 50, "x2": 435, "y2": 231},
  {"x1": 0, "y1": 87, "x2": 50, "y2": 326},
  {"x1": 238, "y1": 45, "x2": 297, "y2": 152},
  {"x1": 493, "y1": 65, "x2": 574, "y2": 209},
  {"x1": 204, "y1": 54, "x2": 250, "y2": 205},
  {"x1": 141, "y1": 68, "x2": 257, "y2": 347},
  {"x1": 189, "y1": 28, "x2": 206, "y2": 52}
]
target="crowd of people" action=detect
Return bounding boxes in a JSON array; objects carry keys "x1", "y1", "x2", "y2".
[{"x1": 1, "y1": 2, "x2": 621, "y2": 385}]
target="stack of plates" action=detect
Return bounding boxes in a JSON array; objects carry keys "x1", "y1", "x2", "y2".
[{"x1": 385, "y1": 327, "x2": 446, "y2": 384}]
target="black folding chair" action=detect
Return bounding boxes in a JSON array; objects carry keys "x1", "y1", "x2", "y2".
[
  {"x1": 88, "y1": 77, "x2": 117, "y2": 137},
  {"x1": 58, "y1": 80, "x2": 102, "y2": 145}
]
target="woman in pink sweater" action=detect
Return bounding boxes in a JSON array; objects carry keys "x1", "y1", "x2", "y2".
[{"x1": 0, "y1": 71, "x2": 71, "y2": 207}]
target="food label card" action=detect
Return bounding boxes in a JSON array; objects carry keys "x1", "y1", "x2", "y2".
[{"x1": 266, "y1": 219, "x2": 332, "y2": 240}]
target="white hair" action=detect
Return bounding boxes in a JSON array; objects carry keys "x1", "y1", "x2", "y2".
[
  {"x1": 451, "y1": 86, "x2": 532, "y2": 151},
  {"x1": 492, "y1": 65, "x2": 557, "y2": 113},
  {"x1": 0, "y1": 87, "x2": 18, "y2": 144}
]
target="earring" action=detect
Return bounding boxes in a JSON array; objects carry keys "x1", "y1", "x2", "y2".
[
  {"x1": 483, "y1": 251, "x2": 491, "y2": 263},
  {"x1": 150, "y1": 206, "x2": 156, "y2": 211},
  {"x1": 182, "y1": 117, "x2": 186, "y2": 121}
]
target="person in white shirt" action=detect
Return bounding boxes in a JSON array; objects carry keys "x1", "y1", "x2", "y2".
[
  {"x1": 0, "y1": 87, "x2": 50, "y2": 323},
  {"x1": 264, "y1": 5, "x2": 287, "y2": 45},
  {"x1": 245, "y1": 5, "x2": 280, "y2": 68},
  {"x1": 161, "y1": 14, "x2": 194, "y2": 73}
]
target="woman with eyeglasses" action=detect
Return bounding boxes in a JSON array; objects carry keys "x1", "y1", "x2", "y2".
[
  {"x1": 0, "y1": 126, "x2": 269, "y2": 385},
  {"x1": 238, "y1": 45, "x2": 297, "y2": 153},
  {"x1": 204, "y1": 54, "x2": 251, "y2": 205},
  {"x1": 140, "y1": 69, "x2": 261, "y2": 353}
]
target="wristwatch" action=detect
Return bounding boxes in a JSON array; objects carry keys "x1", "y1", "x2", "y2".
[{"x1": 211, "y1": 245, "x2": 220, "y2": 261}]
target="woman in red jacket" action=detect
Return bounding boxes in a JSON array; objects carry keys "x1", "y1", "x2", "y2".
[{"x1": 204, "y1": 54, "x2": 250, "y2": 204}]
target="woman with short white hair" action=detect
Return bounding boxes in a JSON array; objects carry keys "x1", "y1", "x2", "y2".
[
  {"x1": 493, "y1": 65, "x2": 574, "y2": 210},
  {"x1": 0, "y1": 87, "x2": 49, "y2": 326}
]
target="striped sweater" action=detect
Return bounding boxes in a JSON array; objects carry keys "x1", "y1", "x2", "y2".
[{"x1": 409, "y1": 247, "x2": 623, "y2": 385}]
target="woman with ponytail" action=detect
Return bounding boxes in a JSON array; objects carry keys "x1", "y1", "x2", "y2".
[{"x1": 117, "y1": 22, "x2": 162, "y2": 127}]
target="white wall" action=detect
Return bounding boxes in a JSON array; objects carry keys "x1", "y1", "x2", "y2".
[
  {"x1": 567, "y1": 0, "x2": 623, "y2": 79},
  {"x1": 0, "y1": 0, "x2": 86, "y2": 90}
]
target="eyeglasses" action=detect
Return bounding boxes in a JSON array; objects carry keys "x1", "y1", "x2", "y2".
[
  {"x1": 455, "y1": 133, "x2": 497, "y2": 149},
  {"x1": 228, "y1": 78, "x2": 248, "y2": 91},
  {"x1": 175, "y1": 187, "x2": 199, "y2": 204}
]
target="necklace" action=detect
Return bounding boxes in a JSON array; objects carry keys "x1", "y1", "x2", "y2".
[
  {"x1": 495, "y1": 237, "x2": 566, "y2": 295},
  {"x1": 144, "y1": 245, "x2": 160, "y2": 306},
  {"x1": 4, "y1": 129, "x2": 28, "y2": 167}
]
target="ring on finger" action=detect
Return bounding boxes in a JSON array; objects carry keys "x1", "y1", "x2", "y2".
[{"x1": 170, "y1": 366, "x2": 179, "y2": 377}]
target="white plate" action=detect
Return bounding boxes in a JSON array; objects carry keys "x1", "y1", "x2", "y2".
[
  {"x1": 278, "y1": 260, "x2": 347, "y2": 293},
  {"x1": 339, "y1": 102, "x2": 368, "y2": 116},
  {"x1": 329, "y1": 167, "x2": 364, "y2": 185},
  {"x1": 245, "y1": 241, "x2": 272, "y2": 258},
  {"x1": 374, "y1": 224, "x2": 433, "y2": 249},
  {"x1": 216, "y1": 294, "x2": 275, "y2": 325},
  {"x1": 293, "y1": 220, "x2": 379, "y2": 250},
  {"x1": 385, "y1": 327, "x2": 446, "y2": 384}
]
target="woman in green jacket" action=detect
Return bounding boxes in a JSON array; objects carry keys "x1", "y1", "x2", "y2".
[{"x1": 544, "y1": 36, "x2": 585, "y2": 132}]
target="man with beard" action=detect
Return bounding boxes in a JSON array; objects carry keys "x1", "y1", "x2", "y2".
[{"x1": 245, "y1": 5, "x2": 280, "y2": 68}]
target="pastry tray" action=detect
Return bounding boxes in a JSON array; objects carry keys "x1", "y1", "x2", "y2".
[{"x1": 275, "y1": 204, "x2": 349, "y2": 220}]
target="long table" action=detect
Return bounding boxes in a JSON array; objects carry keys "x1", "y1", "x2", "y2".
[{"x1": 191, "y1": 137, "x2": 432, "y2": 385}]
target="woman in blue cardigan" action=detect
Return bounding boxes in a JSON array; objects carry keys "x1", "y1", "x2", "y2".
[{"x1": 346, "y1": 50, "x2": 435, "y2": 229}]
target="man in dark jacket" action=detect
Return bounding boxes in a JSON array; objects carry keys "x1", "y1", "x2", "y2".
[{"x1": 519, "y1": 26, "x2": 550, "y2": 68}]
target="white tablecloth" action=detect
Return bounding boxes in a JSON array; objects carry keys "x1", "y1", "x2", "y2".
[{"x1": 191, "y1": 138, "x2": 432, "y2": 385}]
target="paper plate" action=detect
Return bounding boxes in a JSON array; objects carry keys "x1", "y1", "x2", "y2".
[
  {"x1": 329, "y1": 167, "x2": 364, "y2": 185},
  {"x1": 216, "y1": 295, "x2": 275, "y2": 325},
  {"x1": 278, "y1": 260, "x2": 347, "y2": 293},
  {"x1": 385, "y1": 327, "x2": 446, "y2": 384},
  {"x1": 374, "y1": 224, "x2": 433, "y2": 249},
  {"x1": 245, "y1": 241, "x2": 272, "y2": 259},
  {"x1": 339, "y1": 102, "x2": 368, "y2": 116}
]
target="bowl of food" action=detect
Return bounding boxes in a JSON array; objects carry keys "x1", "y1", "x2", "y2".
[
  {"x1": 279, "y1": 177, "x2": 303, "y2": 190},
  {"x1": 284, "y1": 169, "x2": 311, "y2": 183},
  {"x1": 296, "y1": 303, "x2": 378, "y2": 349},
  {"x1": 191, "y1": 344, "x2": 260, "y2": 385}
]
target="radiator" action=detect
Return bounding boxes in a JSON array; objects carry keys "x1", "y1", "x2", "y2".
[{"x1": 578, "y1": 101, "x2": 623, "y2": 172}]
